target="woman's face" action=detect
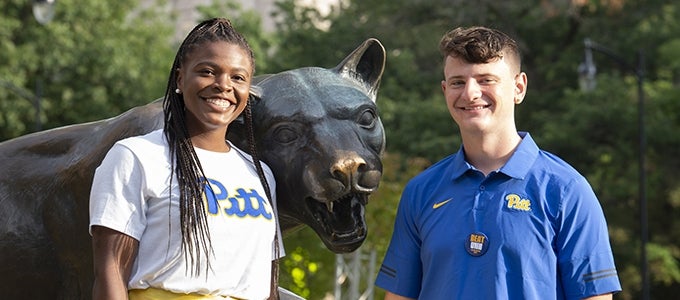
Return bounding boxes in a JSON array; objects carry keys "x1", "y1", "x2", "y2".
[{"x1": 176, "y1": 41, "x2": 253, "y2": 134}]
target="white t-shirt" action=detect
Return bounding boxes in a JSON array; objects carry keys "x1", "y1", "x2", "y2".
[{"x1": 89, "y1": 129, "x2": 282, "y2": 299}]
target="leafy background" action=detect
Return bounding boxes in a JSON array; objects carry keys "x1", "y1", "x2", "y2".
[{"x1": 2, "y1": 0, "x2": 680, "y2": 299}]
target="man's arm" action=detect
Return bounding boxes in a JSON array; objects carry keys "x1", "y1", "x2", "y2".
[
  {"x1": 583, "y1": 293, "x2": 613, "y2": 300},
  {"x1": 384, "y1": 291, "x2": 416, "y2": 300}
]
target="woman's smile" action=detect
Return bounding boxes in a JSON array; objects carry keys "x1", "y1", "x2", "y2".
[{"x1": 204, "y1": 97, "x2": 234, "y2": 111}]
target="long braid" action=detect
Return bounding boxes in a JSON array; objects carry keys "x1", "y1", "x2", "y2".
[
  {"x1": 245, "y1": 97, "x2": 280, "y2": 299},
  {"x1": 164, "y1": 67, "x2": 214, "y2": 276},
  {"x1": 162, "y1": 18, "x2": 257, "y2": 277}
]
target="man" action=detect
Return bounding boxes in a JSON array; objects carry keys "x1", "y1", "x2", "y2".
[{"x1": 374, "y1": 26, "x2": 621, "y2": 299}]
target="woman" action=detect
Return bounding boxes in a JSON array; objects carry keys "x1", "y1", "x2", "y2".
[{"x1": 90, "y1": 18, "x2": 281, "y2": 299}]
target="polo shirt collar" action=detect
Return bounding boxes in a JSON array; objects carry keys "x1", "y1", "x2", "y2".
[
  {"x1": 500, "y1": 132, "x2": 539, "y2": 179},
  {"x1": 450, "y1": 147, "x2": 471, "y2": 180},
  {"x1": 450, "y1": 131, "x2": 539, "y2": 181}
]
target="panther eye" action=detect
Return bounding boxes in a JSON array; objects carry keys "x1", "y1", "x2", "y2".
[
  {"x1": 357, "y1": 109, "x2": 376, "y2": 128},
  {"x1": 273, "y1": 126, "x2": 299, "y2": 144}
]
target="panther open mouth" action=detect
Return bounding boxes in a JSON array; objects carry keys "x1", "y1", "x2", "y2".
[{"x1": 306, "y1": 192, "x2": 368, "y2": 253}]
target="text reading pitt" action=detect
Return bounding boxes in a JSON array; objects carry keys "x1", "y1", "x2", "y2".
[
  {"x1": 505, "y1": 193, "x2": 531, "y2": 212},
  {"x1": 203, "y1": 178, "x2": 274, "y2": 220}
]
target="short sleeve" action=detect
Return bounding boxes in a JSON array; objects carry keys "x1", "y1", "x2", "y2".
[
  {"x1": 374, "y1": 183, "x2": 423, "y2": 298},
  {"x1": 556, "y1": 176, "x2": 622, "y2": 299},
  {"x1": 89, "y1": 143, "x2": 147, "y2": 240}
]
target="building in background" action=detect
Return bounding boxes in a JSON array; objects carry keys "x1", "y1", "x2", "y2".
[{"x1": 140, "y1": 0, "x2": 338, "y2": 40}]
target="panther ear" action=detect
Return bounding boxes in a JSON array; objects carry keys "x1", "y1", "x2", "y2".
[
  {"x1": 249, "y1": 84, "x2": 263, "y2": 100},
  {"x1": 333, "y1": 38, "x2": 386, "y2": 102}
]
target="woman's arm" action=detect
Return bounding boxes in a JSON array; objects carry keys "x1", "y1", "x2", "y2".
[{"x1": 91, "y1": 225, "x2": 139, "y2": 300}]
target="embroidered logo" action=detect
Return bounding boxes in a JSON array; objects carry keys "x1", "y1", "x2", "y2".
[
  {"x1": 433, "y1": 198, "x2": 453, "y2": 209},
  {"x1": 504, "y1": 194, "x2": 531, "y2": 211}
]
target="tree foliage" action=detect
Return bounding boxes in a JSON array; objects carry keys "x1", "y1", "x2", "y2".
[
  {"x1": 2, "y1": 0, "x2": 680, "y2": 299},
  {"x1": 0, "y1": 0, "x2": 173, "y2": 140}
]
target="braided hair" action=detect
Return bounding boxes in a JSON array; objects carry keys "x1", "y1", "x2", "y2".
[{"x1": 162, "y1": 18, "x2": 279, "y2": 297}]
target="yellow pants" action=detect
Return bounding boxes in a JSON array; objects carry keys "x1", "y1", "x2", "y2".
[{"x1": 129, "y1": 287, "x2": 244, "y2": 300}]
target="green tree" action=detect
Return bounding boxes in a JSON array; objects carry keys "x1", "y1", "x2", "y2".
[{"x1": 0, "y1": 0, "x2": 174, "y2": 141}]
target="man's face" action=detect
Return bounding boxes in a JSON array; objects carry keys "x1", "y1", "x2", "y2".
[{"x1": 440, "y1": 54, "x2": 526, "y2": 135}]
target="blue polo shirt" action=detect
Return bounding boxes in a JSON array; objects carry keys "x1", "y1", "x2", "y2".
[{"x1": 375, "y1": 132, "x2": 621, "y2": 299}]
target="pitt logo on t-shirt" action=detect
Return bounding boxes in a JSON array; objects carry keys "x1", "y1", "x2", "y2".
[
  {"x1": 504, "y1": 193, "x2": 531, "y2": 212},
  {"x1": 202, "y1": 178, "x2": 274, "y2": 220}
]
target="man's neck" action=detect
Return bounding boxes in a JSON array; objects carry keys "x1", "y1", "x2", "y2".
[{"x1": 461, "y1": 130, "x2": 522, "y2": 176}]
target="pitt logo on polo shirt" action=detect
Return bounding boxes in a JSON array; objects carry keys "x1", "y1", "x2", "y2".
[{"x1": 505, "y1": 193, "x2": 531, "y2": 212}]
